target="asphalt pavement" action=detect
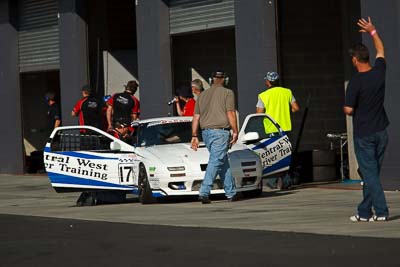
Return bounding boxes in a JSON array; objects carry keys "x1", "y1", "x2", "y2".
[{"x1": 0, "y1": 174, "x2": 399, "y2": 266}]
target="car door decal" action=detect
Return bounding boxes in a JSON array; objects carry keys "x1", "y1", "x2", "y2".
[{"x1": 246, "y1": 135, "x2": 292, "y2": 175}]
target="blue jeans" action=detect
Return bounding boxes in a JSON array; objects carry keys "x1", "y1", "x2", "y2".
[
  {"x1": 199, "y1": 129, "x2": 236, "y2": 198},
  {"x1": 354, "y1": 129, "x2": 389, "y2": 218}
]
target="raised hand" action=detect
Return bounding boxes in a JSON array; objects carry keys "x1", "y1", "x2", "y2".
[{"x1": 357, "y1": 17, "x2": 375, "y2": 33}]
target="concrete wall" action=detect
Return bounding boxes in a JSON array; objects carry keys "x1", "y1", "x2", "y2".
[
  {"x1": 0, "y1": 0, "x2": 24, "y2": 173},
  {"x1": 103, "y1": 50, "x2": 139, "y2": 98},
  {"x1": 278, "y1": 0, "x2": 347, "y2": 151}
]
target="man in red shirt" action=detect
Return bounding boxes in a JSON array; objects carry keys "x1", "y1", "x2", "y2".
[
  {"x1": 174, "y1": 86, "x2": 195, "y2": 116},
  {"x1": 71, "y1": 85, "x2": 101, "y2": 128}
]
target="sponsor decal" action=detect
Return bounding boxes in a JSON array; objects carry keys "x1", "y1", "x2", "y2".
[
  {"x1": 44, "y1": 153, "x2": 109, "y2": 180},
  {"x1": 149, "y1": 177, "x2": 160, "y2": 189},
  {"x1": 250, "y1": 136, "x2": 292, "y2": 170},
  {"x1": 116, "y1": 95, "x2": 129, "y2": 105}
]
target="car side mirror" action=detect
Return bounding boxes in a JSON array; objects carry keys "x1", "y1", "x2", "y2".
[
  {"x1": 110, "y1": 141, "x2": 121, "y2": 151},
  {"x1": 242, "y1": 132, "x2": 260, "y2": 143}
]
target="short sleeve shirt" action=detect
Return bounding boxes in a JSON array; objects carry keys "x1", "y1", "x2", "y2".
[
  {"x1": 107, "y1": 92, "x2": 135, "y2": 124},
  {"x1": 132, "y1": 96, "x2": 140, "y2": 115},
  {"x1": 47, "y1": 103, "x2": 61, "y2": 131},
  {"x1": 345, "y1": 57, "x2": 389, "y2": 137},
  {"x1": 194, "y1": 85, "x2": 235, "y2": 129},
  {"x1": 256, "y1": 86, "x2": 294, "y2": 132},
  {"x1": 72, "y1": 96, "x2": 101, "y2": 127},
  {"x1": 183, "y1": 98, "x2": 196, "y2": 116}
]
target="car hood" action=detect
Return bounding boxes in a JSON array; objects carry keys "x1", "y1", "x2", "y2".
[{"x1": 143, "y1": 144, "x2": 209, "y2": 165}]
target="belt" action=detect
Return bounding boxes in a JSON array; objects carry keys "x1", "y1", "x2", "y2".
[{"x1": 203, "y1": 128, "x2": 231, "y2": 131}]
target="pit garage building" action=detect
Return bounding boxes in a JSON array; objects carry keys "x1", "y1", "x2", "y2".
[{"x1": 0, "y1": 0, "x2": 399, "y2": 189}]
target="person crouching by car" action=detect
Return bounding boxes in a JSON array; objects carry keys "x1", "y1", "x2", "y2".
[{"x1": 112, "y1": 122, "x2": 132, "y2": 143}]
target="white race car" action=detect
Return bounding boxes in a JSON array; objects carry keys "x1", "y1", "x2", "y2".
[{"x1": 44, "y1": 114, "x2": 291, "y2": 204}]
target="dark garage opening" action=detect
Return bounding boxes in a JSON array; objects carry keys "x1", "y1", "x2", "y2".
[
  {"x1": 171, "y1": 27, "x2": 237, "y2": 105},
  {"x1": 21, "y1": 70, "x2": 60, "y2": 173}
]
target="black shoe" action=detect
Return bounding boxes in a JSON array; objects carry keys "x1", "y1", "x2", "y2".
[
  {"x1": 227, "y1": 194, "x2": 239, "y2": 202},
  {"x1": 199, "y1": 196, "x2": 211, "y2": 204}
]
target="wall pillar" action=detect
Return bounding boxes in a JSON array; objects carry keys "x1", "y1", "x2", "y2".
[
  {"x1": 0, "y1": 0, "x2": 24, "y2": 173},
  {"x1": 136, "y1": 0, "x2": 172, "y2": 118},
  {"x1": 58, "y1": 0, "x2": 89, "y2": 126},
  {"x1": 234, "y1": 0, "x2": 278, "y2": 124}
]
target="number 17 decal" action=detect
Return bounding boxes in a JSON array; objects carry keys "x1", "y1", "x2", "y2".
[{"x1": 119, "y1": 164, "x2": 135, "y2": 184}]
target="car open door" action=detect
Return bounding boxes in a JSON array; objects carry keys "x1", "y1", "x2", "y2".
[
  {"x1": 238, "y1": 114, "x2": 292, "y2": 177},
  {"x1": 44, "y1": 126, "x2": 139, "y2": 193}
]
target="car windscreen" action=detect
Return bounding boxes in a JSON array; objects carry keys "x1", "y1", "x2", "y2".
[{"x1": 136, "y1": 121, "x2": 202, "y2": 147}]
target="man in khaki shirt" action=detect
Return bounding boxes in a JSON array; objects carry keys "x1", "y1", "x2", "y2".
[{"x1": 191, "y1": 71, "x2": 239, "y2": 204}]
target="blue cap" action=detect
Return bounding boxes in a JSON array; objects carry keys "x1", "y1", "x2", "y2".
[{"x1": 264, "y1": 72, "x2": 279, "y2": 82}]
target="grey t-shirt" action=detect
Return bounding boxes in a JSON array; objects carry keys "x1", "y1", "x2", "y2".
[{"x1": 194, "y1": 85, "x2": 235, "y2": 129}]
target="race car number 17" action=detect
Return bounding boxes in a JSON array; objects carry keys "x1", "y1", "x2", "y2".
[{"x1": 119, "y1": 164, "x2": 135, "y2": 184}]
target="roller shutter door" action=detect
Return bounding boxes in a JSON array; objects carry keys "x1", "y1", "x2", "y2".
[
  {"x1": 18, "y1": 0, "x2": 59, "y2": 72},
  {"x1": 169, "y1": 0, "x2": 235, "y2": 35}
]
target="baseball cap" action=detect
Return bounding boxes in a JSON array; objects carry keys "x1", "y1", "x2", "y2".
[
  {"x1": 212, "y1": 71, "x2": 226, "y2": 78},
  {"x1": 264, "y1": 72, "x2": 279, "y2": 82}
]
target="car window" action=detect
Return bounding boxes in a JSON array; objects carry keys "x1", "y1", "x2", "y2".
[
  {"x1": 244, "y1": 116, "x2": 281, "y2": 139},
  {"x1": 137, "y1": 121, "x2": 202, "y2": 147},
  {"x1": 50, "y1": 128, "x2": 113, "y2": 152}
]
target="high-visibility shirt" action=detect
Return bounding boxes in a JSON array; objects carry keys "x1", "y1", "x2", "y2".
[{"x1": 258, "y1": 86, "x2": 294, "y2": 133}]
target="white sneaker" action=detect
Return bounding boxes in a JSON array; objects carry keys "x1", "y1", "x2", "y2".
[
  {"x1": 350, "y1": 215, "x2": 370, "y2": 222},
  {"x1": 369, "y1": 215, "x2": 388, "y2": 222}
]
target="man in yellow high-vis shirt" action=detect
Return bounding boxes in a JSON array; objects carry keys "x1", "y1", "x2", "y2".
[
  {"x1": 256, "y1": 71, "x2": 300, "y2": 189},
  {"x1": 256, "y1": 71, "x2": 300, "y2": 133}
]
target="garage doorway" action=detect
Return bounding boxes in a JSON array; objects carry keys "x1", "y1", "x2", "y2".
[
  {"x1": 21, "y1": 70, "x2": 60, "y2": 173},
  {"x1": 171, "y1": 27, "x2": 237, "y2": 114}
]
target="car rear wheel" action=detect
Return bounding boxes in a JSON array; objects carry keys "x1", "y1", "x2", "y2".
[{"x1": 138, "y1": 164, "x2": 156, "y2": 204}]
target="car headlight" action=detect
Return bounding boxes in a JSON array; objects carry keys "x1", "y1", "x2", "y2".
[{"x1": 167, "y1": 166, "x2": 185, "y2": 171}]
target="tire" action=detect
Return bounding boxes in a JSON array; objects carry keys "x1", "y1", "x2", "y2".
[
  {"x1": 138, "y1": 164, "x2": 156, "y2": 204},
  {"x1": 76, "y1": 191, "x2": 97, "y2": 206}
]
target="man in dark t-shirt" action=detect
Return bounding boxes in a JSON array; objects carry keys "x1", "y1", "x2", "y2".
[
  {"x1": 45, "y1": 92, "x2": 61, "y2": 136},
  {"x1": 344, "y1": 17, "x2": 389, "y2": 222},
  {"x1": 71, "y1": 85, "x2": 101, "y2": 128},
  {"x1": 106, "y1": 81, "x2": 139, "y2": 131}
]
